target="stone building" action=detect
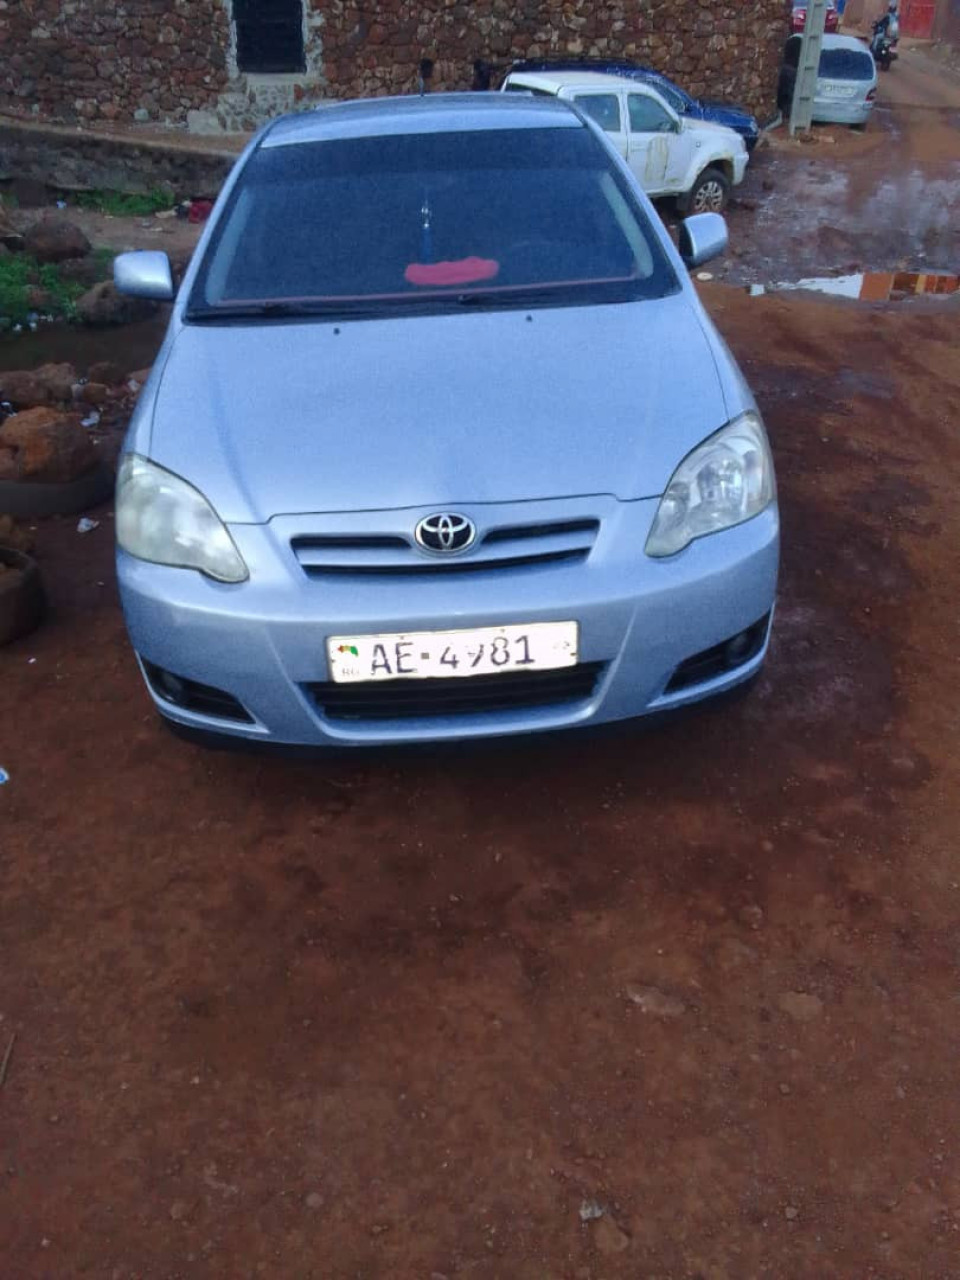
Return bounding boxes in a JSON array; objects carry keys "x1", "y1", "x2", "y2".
[{"x1": 1, "y1": 0, "x2": 789, "y2": 133}]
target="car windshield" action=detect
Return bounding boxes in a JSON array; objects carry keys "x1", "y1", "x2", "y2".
[
  {"x1": 819, "y1": 49, "x2": 875, "y2": 79},
  {"x1": 187, "y1": 126, "x2": 679, "y2": 320},
  {"x1": 649, "y1": 79, "x2": 688, "y2": 112}
]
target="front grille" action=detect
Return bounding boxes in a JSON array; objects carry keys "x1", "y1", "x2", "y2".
[
  {"x1": 291, "y1": 518, "x2": 599, "y2": 577},
  {"x1": 308, "y1": 663, "x2": 605, "y2": 721}
]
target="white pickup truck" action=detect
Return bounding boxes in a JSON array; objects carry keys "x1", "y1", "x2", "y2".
[{"x1": 501, "y1": 70, "x2": 749, "y2": 214}]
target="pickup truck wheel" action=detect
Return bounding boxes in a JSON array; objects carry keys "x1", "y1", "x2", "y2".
[{"x1": 681, "y1": 168, "x2": 731, "y2": 216}]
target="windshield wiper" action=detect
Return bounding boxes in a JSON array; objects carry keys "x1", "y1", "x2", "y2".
[
  {"x1": 186, "y1": 300, "x2": 385, "y2": 322},
  {"x1": 453, "y1": 284, "x2": 612, "y2": 309}
]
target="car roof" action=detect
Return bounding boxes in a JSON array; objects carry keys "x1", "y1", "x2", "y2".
[
  {"x1": 505, "y1": 69, "x2": 659, "y2": 92},
  {"x1": 262, "y1": 92, "x2": 581, "y2": 148},
  {"x1": 820, "y1": 33, "x2": 874, "y2": 51}
]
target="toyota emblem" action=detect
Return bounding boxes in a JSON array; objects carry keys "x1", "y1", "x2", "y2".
[{"x1": 415, "y1": 512, "x2": 476, "y2": 554}]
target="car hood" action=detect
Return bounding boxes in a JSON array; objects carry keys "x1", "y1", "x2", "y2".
[
  {"x1": 149, "y1": 293, "x2": 729, "y2": 523},
  {"x1": 684, "y1": 117, "x2": 748, "y2": 145},
  {"x1": 699, "y1": 101, "x2": 758, "y2": 130}
]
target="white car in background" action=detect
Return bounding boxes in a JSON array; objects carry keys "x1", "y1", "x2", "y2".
[
  {"x1": 502, "y1": 69, "x2": 749, "y2": 213},
  {"x1": 778, "y1": 33, "x2": 878, "y2": 127}
]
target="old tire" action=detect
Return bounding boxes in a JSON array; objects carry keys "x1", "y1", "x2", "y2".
[
  {"x1": 680, "y1": 167, "x2": 731, "y2": 217},
  {"x1": 0, "y1": 547, "x2": 46, "y2": 647},
  {"x1": 0, "y1": 461, "x2": 113, "y2": 517}
]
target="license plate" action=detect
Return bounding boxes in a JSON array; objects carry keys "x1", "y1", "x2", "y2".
[
  {"x1": 822, "y1": 83, "x2": 856, "y2": 97},
  {"x1": 327, "y1": 621, "x2": 579, "y2": 684}
]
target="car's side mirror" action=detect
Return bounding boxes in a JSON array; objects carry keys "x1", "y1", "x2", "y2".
[
  {"x1": 114, "y1": 251, "x2": 175, "y2": 301},
  {"x1": 679, "y1": 212, "x2": 729, "y2": 268}
]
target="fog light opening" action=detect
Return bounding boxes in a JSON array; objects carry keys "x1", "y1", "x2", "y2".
[
  {"x1": 140, "y1": 658, "x2": 254, "y2": 724},
  {"x1": 155, "y1": 669, "x2": 187, "y2": 706},
  {"x1": 724, "y1": 628, "x2": 756, "y2": 668},
  {"x1": 664, "y1": 613, "x2": 771, "y2": 695}
]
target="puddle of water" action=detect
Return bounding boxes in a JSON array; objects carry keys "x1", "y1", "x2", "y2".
[
  {"x1": 0, "y1": 316, "x2": 168, "y2": 375},
  {"x1": 754, "y1": 271, "x2": 960, "y2": 302}
]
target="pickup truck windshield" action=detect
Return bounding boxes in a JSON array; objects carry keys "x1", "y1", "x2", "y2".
[{"x1": 187, "y1": 126, "x2": 679, "y2": 319}]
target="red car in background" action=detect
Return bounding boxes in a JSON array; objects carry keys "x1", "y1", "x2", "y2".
[{"x1": 792, "y1": 2, "x2": 840, "y2": 33}]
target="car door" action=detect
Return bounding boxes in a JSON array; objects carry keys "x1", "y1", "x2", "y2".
[
  {"x1": 626, "y1": 90, "x2": 688, "y2": 194},
  {"x1": 569, "y1": 90, "x2": 628, "y2": 160}
]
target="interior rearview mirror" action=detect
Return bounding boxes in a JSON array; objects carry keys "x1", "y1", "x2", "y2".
[
  {"x1": 679, "y1": 213, "x2": 729, "y2": 269},
  {"x1": 114, "y1": 250, "x2": 175, "y2": 302}
]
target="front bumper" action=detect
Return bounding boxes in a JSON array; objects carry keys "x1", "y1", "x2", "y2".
[
  {"x1": 118, "y1": 498, "x2": 779, "y2": 747},
  {"x1": 732, "y1": 151, "x2": 749, "y2": 185}
]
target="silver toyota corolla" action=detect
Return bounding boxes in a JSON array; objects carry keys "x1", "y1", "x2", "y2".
[{"x1": 114, "y1": 93, "x2": 778, "y2": 748}]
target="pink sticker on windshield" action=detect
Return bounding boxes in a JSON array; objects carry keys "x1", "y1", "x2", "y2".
[{"x1": 404, "y1": 257, "x2": 500, "y2": 287}]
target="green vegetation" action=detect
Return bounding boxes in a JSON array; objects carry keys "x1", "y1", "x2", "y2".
[
  {"x1": 91, "y1": 247, "x2": 117, "y2": 276},
  {"x1": 0, "y1": 252, "x2": 114, "y2": 326},
  {"x1": 0, "y1": 255, "x2": 38, "y2": 324},
  {"x1": 72, "y1": 187, "x2": 175, "y2": 217}
]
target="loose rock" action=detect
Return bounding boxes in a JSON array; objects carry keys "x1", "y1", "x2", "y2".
[
  {"x1": 625, "y1": 985, "x2": 686, "y2": 1018},
  {"x1": 593, "y1": 1215, "x2": 631, "y2": 1254},
  {"x1": 778, "y1": 992, "x2": 823, "y2": 1022},
  {"x1": 88, "y1": 361, "x2": 123, "y2": 386},
  {"x1": 0, "y1": 407, "x2": 99, "y2": 484},
  {"x1": 78, "y1": 383, "x2": 110, "y2": 406},
  {"x1": 76, "y1": 281, "x2": 159, "y2": 327},
  {"x1": 23, "y1": 217, "x2": 91, "y2": 264},
  {"x1": 1, "y1": 364, "x2": 78, "y2": 409},
  {"x1": 0, "y1": 209, "x2": 24, "y2": 252}
]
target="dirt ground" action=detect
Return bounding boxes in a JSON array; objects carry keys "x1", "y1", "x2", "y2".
[
  {"x1": 721, "y1": 41, "x2": 960, "y2": 282},
  {"x1": 3, "y1": 274, "x2": 960, "y2": 1278}
]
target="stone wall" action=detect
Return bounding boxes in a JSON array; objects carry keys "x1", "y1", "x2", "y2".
[
  {"x1": 0, "y1": 119, "x2": 237, "y2": 199},
  {"x1": 320, "y1": 0, "x2": 789, "y2": 117},
  {"x1": 0, "y1": 0, "x2": 789, "y2": 131},
  {"x1": 0, "y1": 0, "x2": 232, "y2": 125}
]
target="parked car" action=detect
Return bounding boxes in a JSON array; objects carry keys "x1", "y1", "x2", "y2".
[
  {"x1": 778, "y1": 33, "x2": 877, "y2": 126},
  {"x1": 502, "y1": 70, "x2": 748, "y2": 213},
  {"x1": 113, "y1": 93, "x2": 778, "y2": 749},
  {"x1": 508, "y1": 57, "x2": 761, "y2": 150},
  {"x1": 791, "y1": 2, "x2": 840, "y2": 33}
]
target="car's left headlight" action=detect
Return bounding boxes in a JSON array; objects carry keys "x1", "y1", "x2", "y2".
[
  {"x1": 116, "y1": 453, "x2": 249, "y2": 583},
  {"x1": 645, "y1": 412, "x2": 775, "y2": 558}
]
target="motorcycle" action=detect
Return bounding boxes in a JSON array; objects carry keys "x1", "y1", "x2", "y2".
[{"x1": 870, "y1": 16, "x2": 899, "y2": 70}]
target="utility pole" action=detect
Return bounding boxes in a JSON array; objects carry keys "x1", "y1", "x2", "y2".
[{"x1": 790, "y1": 0, "x2": 829, "y2": 135}]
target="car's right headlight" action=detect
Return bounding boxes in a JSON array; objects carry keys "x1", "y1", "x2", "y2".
[
  {"x1": 645, "y1": 412, "x2": 775, "y2": 558},
  {"x1": 116, "y1": 454, "x2": 248, "y2": 583}
]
